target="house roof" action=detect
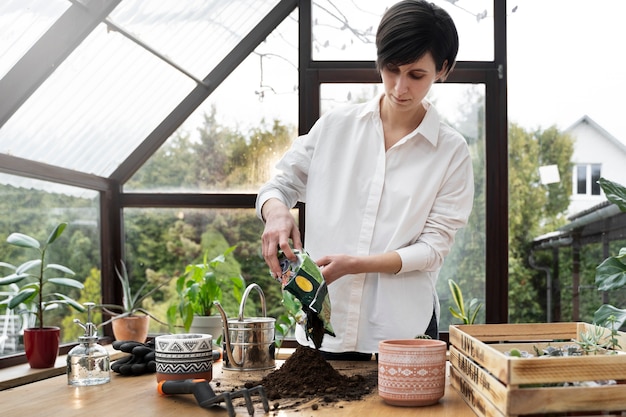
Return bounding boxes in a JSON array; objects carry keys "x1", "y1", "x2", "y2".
[{"x1": 566, "y1": 115, "x2": 626, "y2": 154}]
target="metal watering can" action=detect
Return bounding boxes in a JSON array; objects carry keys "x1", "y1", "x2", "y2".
[{"x1": 214, "y1": 283, "x2": 276, "y2": 371}]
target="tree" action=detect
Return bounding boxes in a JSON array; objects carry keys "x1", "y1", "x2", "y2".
[{"x1": 507, "y1": 123, "x2": 573, "y2": 322}]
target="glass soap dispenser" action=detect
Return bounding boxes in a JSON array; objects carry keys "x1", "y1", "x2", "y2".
[{"x1": 67, "y1": 302, "x2": 111, "y2": 386}]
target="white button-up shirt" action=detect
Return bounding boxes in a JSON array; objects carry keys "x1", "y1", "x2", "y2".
[{"x1": 256, "y1": 94, "x2": 474, "y2": 353}]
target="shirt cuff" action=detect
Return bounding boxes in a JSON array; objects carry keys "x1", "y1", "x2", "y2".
[
  {"x1": 256, "y1": 190, "x2": 289, "y2": 221},
  {"x1": 395, "y1": 243, "x2": 432, "y2": 274}
]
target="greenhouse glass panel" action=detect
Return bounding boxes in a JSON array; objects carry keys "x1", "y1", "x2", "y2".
[
  {"x1": 122, "y1": 207, "x2": 287, "y2": 327},
  {"x1": 0, "y1": 0, "x2": 282, "y2": 178},
  {"x1": 0, "y1": 0, "x2": 68, "y2": 79},
  {"x1": 320, "y1": 82, "x2": 487, "y2": 330},
  {"x1": 0, "y1": 173, "x2": 100, "y2": 356},
  {"x1": 125, "y1": 9, "x2": 299, "y2": 194},
  {"x1": 109, "y1": 0, "x2": 282, "y2": 80},
  {"x1": 312, "y1": 0, "x2": 494, "y2": 62},
  {"x1": 0, "y1": 22, "x2": 193, "y2": 177}
]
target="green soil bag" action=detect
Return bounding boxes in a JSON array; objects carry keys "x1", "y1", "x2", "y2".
[{"x1": 276, "y1": 250, "x2": 335, "y2": 348}]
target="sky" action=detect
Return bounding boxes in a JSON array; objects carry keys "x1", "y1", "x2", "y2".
[{"x1": 506, "y1": 0, "x2": 626, "y2": 141}]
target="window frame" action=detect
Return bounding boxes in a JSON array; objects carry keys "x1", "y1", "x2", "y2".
[{"x1": 574, "y1": 163, "x2": 602, "y2": 196}]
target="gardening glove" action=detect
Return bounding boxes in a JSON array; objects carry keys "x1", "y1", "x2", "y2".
[{"x1": 111, "y1": 340, "x2": 156, "y2": 376}]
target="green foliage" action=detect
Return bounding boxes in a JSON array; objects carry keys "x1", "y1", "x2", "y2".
[
  {"x1": 99, "y1": 261, "x2": 170, "y2": 327},
  {"x1": 274, "y1": 291, "x2": 301, "y2": 350},
  {"x1": 594, "y1": 178, "x2": 626, "y2": 328},
  {"x1": 0, "y1": 222, "x2": 85, "y2": 329},
  {"x1": 61, "y1": 268, "x2": 102, "y2": 342},
  {"x1": 437, "y1": 87, "x2": 486, "y2": 329},
  {"x1": 167, "y1": 246, "x2": 245, "y2": 331},
  {"x1": 507, "y1": 123, "x2": 574, "y2": 322},
  {"x1": 575, "y1": 319, "x2": 621, "y2": 354},
  {"x1": 448, "y1": 279, "x2": 483, "y2": 325}
]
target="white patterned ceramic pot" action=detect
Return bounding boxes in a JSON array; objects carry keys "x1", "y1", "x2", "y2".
[
  {"x1": 378, "y1": 339, "x2": 447, "y2": 406},
  {"x1": 155, "y1": 333, "x2": 213, "y2": 382}
]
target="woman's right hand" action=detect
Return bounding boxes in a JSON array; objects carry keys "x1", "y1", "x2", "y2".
[{"x1": 261, "y1": 198, "x2": 303, "y2": 278}]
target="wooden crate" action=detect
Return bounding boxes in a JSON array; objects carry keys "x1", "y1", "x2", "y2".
[{"x1": 449, "y1": 322, "x2": 626, "y2": 416}]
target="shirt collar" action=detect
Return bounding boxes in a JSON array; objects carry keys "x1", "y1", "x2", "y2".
[
  {"x1": 357, "y1": 94, "x2": 441, "y2": 146},
  {"x1": 416, "y1": 101, "x2": 441, "y2": 146}
]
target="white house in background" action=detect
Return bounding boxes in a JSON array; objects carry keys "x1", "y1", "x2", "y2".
[{"x1": 565, "y1": 115, "x2": 626, "y2": 217}]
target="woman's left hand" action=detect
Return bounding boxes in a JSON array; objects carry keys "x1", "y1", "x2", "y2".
[
  {"x1": 316, "y1": 251, "x2": 403, "y2": 285},
  {"x1": 315, "y1": 254, "x2": 357, "y2": 285}
]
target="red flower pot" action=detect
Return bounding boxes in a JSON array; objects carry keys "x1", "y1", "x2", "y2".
[{"x1": 23, "y1": 327, "x2": 60, "y2": 368}]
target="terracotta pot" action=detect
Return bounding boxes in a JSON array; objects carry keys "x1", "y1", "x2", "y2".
[
  {"x1": 378, "y1": 339, "x2": 447, "y2": 407},
  {"x1": 154, "y1": 333, "x2": 213, "y2": 382},
  {"x1": 111, "y1": 315, "x2": 150, "y2": 342},
  {"x1": 23, "y1": 327, "x2": 60, "y2": 369}
]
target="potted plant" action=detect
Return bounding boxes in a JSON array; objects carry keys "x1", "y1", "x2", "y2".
[
  {"x1": 448, "y1": 278, "x2": 483, "y2": 325},
  {"x1": 594, "y1": 177, "x2": 626, "y2": 328},
  {"x1": 167, "y1": 246, "x2": 244, "y2": 342},
  {"x1": 0, "y1": 222, "x2": 85, "y2": 368},
  {"x1": 100, "y1": 261, "x2": 169, "y2": 343}
]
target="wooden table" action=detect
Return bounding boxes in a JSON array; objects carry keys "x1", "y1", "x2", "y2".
[{"x1": 0, "y1": 358, "x2": 476, "y2": 416}]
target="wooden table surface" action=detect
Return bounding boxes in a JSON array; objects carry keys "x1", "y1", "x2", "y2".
[{"x1": 0, "y1": 357, "x2": 476, "y2": 417}]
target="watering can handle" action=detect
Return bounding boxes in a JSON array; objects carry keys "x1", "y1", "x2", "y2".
[{"x1": 238, "y1": 283, "x2": 267, "y2": 321}]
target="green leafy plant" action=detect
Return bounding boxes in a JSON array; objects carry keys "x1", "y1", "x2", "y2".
[
  {"x1": 575, "y1": 319, "x2": 621, "y2": 355},
  {"x1": 167, "y1": 246, "x2": 245, "y2": 332},
  {"x1": 594, "y1": 178, "x2": 626, "y2": 329},
  {"x1": 448, "y1": 278, "x2": 483, "y2": 325},
  {"x1": 0, "y1": 222, "x2": 85, "y2": 329},
  {"x1": 274, "y1": 291, "x2": 301, "y2": 350},
  {"x1": 99, "y1": 261, "x2": 169, "y2": 326}
]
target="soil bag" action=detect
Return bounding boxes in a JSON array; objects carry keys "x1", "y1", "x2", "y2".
[{"x1": 276, "y1": 250, "x2": 335, "y2": 348}]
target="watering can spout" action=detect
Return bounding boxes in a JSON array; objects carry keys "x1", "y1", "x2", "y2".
[{"x1": 213, "y1": 301, "x2": 240, "y2": 367}]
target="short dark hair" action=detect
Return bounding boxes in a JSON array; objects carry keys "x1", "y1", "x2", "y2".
[{"x1": 376, "y1": 0, "x2": 459, "y2": 79}]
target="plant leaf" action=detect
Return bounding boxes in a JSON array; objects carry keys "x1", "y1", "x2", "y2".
[
  {"x1": 468, "y1": 298, "x2": 483, "y2": 325},
  {"x1": 0, "y1": 273, "x2": 29, "y2": 285},
  {"x1": 599, "y1": 177, "x2": 626, "y2": 212},
  {"x1": 46, "y1": 222, "x2": 67, "y2": 246},
  {"x1": 596, "y1": 256, "x2": 626, "y2": 291},
  {"x1": 16, "y1": 259, "x2": 41, "y2": 275},
  {"x1": 449, "y1": 306, "x2": 464, "y2": 320},
  {"x1": 53, "y1": 293, "x2": 86, "y2": 311},
  {"x1": 594, "y1": 304, "x2": 626, "y2": 329},
  {"x1": 47, "y1": 277, "x2": 84, "y2": 289},
  {"x1": 182, "y1": 303, "x2": 194, "y2": 332},
  {"x1": 8, "y1": 288, "x2": 37, "y2": 309},
  {"x1": 6, "y1": 233, "x2": 40, "y2": 249},
  {"x1": 46, "y1": 263, "x2": 75, "y2": 276},
  {"x1": 0, "y1": 262, "x2": 16, "y2": 271},
  {"x1": 448, "y1": 279, "x2": 466, "y2": 318}
]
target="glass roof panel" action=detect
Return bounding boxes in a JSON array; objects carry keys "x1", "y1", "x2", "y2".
[
  {"x1": 312, "y1": 0, "x2": 494, "y2": 62},
  {"x1": 0, "y1": 22, "x2": 195, "y2": 177},
  {"x1": 0, "y1": 0, "x2": 69, "y2": 79},
  {"x1": 126, "y1": 8, "x2": 299, "y2": 194},
  {"x1": 0, "y1": 0, "x2": 282, "y2": 178},
  {"x1": 109, "y1": 0, "x2": 283, "y2": 81}
]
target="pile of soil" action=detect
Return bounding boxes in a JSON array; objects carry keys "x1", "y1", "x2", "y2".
[{"x1": 246, "y1": 345, "x2": 377, "y2": 403}]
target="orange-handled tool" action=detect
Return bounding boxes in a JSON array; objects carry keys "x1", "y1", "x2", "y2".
[{"x1": 157, "y1": 378, "x2": 268, "y2": 416}]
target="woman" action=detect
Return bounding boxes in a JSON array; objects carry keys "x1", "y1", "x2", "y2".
[{"x1": 256, "y1": 0, "x2": 474, "y2": 359}]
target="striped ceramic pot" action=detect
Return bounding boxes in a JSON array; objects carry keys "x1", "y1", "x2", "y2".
[{"x1": 155, "y1": 333, "x2": 213, "y2": 382}]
